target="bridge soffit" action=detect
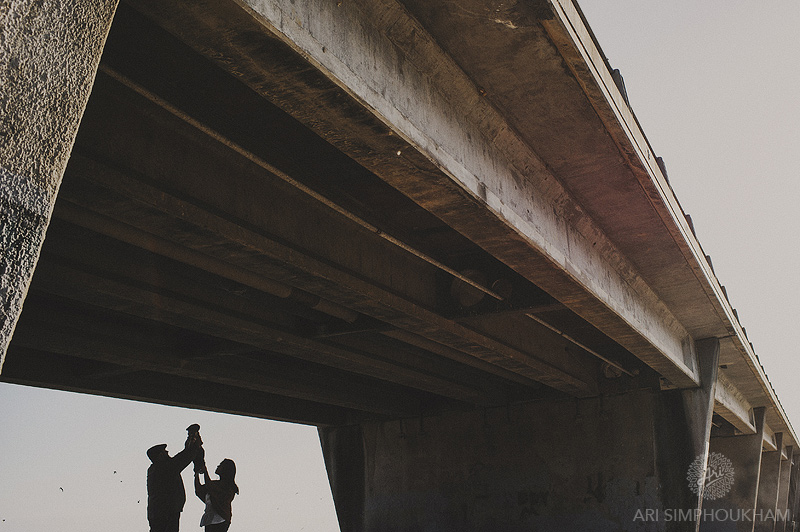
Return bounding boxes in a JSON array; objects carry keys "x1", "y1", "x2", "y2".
[{"x1": 126, "y1": 0, "x2": 704, "y2": 386}]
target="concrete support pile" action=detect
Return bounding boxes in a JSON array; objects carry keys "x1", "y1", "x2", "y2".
[
  {"x1": 0, "y1": 0, "x2": 119, "y2": 365},
  {"x1": 322, "y1": 389, "x2": 686, "y2": 531},
  {"x1": 320, "y1": 338, "x2": 799, "y2": 531}
]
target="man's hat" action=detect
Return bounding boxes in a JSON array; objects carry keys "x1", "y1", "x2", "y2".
[{"x1": 147, "y1": 444, "x2": 167, "y2": 461}]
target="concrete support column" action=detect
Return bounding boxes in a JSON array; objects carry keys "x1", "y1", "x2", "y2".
[
  {"x1": 785, "y1": 453, "x2": 800, "y2": 531},
  {"x1": 755, "y1": 433, "x2": 784, "y2": 532},
  {"x1": 319, "y1": 424, "x2": 365, "y2": 532},
  {"x1": 0, "y1": 0, "x2": 118, "y2": 367},
  {"x1": 682, "y1": 338, "x2": 721, "y2": 499},
  {"x1": 321, "y1": 376, "x2": 726, "y2": 532},
  {"x1": 776, "y1": 448, "x2": 793, "y2": 532},
  {"x1": 701, "y1": 407, "x2": 767, "y2": 532},
  {"x1": 649, "y1": 337, "x2": 719, "y2": 530}
]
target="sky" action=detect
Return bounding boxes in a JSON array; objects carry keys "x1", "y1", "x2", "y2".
[
  {"x1": 0, "y1": 384, "x2": 340, "y2": 531},
  {"x1": 2, "y1": 1, "x2": 799, "y2": 531}
]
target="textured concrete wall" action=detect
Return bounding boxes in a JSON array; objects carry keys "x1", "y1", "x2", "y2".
[
  {"x1": 776, "y1": 449, "x2": 793, "y2": 531},
  {"x1": 755, "y1": 434, "x2": 782, "y2": 532},
  {"x1": 0, "y1": 0, "x2": 118, "y2": 366},
  {"x1": 782, "y1": 453, "x2": 800, "y2": 531},
  {"x1": 230, "y1": 0, "x2": 699, "y2": 387},
  {"x1": 701, "y1": 408, "x2": 766, "y2": 532},
  {"x1": 321, "y1": 387, "x2": 713, "y2": 531}
]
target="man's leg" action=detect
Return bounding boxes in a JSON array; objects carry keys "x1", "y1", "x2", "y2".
[
  {"x1": 148, "y1": 512, "x2": 180, "y2": 532},
  {"x1": 166, "y1": 513, "x2": 181, "y2": 532},
  {"x1": 148, "y1": 514, "x2": 167, "y2": 532}
]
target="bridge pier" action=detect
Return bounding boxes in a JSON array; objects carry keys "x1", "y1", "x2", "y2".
[
  {"x1": 785, "y1": 453, "x2": 800, "y2": 531},
  {"x1": 777, "y1": 448, "x2": 794, "y2": 532},
  {"x1": 682, "y1": 338, "x2": 722, "y2": 492},
  {"x1": 700, "y1": 408, "x2": 766, "y2": 532},
  {"x1": 321, "y1": 363, "x2": 722, "y2": 532},
  {"x1": 0, "y1": 0, "x2": 118, "y2": 365},
  {"x1": 755, "y1": 432, "x2": 784, "y2": 532}
]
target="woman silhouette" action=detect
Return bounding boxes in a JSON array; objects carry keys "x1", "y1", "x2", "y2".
[{"x1": 194, "y1": 458, "x2": 239, "y2": 531}]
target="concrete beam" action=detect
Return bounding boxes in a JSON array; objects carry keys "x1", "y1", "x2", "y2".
[
  {"x1": 54, "y1": 201, "x2": 567, "y2": 395},
  {"x1": 127, "y1": 0, "x2": 699, "y2": 388},
  {"x1": 10, "y1": 298, "x2": 422, "y2": 417},
  {"x1": 715, "y1": 371, "x2": 756, "y2": 434},
  {"x1": 61, "y1": 148, "x2": 595, "y2": 396},
  {"x1": 4, "y1": 346, "x2": 353, "y2": 425},
  {"x1": 0, "y1": 0, "x2": 118, "y2": 367},
  {"x1": 545, "y1": 0, "x2": 797, "y2": 453},
  {"x1": 28, "y1": 258, "x2": 490, "y2": 405},
  {"x1": 764, "y1": 425, "x2": 779, "y2": 452}
]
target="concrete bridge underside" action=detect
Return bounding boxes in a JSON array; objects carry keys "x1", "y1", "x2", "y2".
[{"x1": 2, "y1": 0, "x2": 798, "y2": 530}]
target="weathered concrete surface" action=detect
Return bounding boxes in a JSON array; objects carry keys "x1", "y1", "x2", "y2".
[
  {"x1": 656, "y1": 336, "x2": 719, "y2": 529},
  {"x1": 1, "y1": 0, "x2": 798, "y2": 527},
  {"x1": 321, "y1": 388, "x2": 715, "y2": 531},
  {"x1": 397, "y1": 0, "x2": 794, "y2": 441},
  {"x1": 755, "y1": 432, "x2": 782, "y2": 532},
  {"x1": 776, "y1": 449, "x2": 793, "y2": 531},
  {"x1": 320, "y1": 424, "x2": 366, "y2": 532},
  {"x1": 682, "y1": 338, "x2": 721, "y2": 465},
  {"x1": 715, "y1": 372, "x2": 756, "y2": 435},
  {"x1": 782, "y1": 451, "x2": 800, "y2": 531},
  {"x1": 75, "y1": 0, "x2": 793, "y2": 441},
  {"x1": 128, "y1": 0, "x2": 699, "y2": 388},
  {"x1": 701, "y1": 408, "x2": 766, "y2": 532},
  {"x1": 652, "y1": 389, "x2": 706, "y2": 531},
  {"x1": 0, "y1": 0, "x2": 118, "y2": 366}
]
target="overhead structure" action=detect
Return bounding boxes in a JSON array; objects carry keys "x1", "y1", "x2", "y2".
[{"x1": 2, "y1": 0, "x2": 797, "y2": 529}]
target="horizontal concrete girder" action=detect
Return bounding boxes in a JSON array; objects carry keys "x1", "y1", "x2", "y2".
[
  {"x1": 715, "y1": 371, "x2": 756, "y2": 434},
  {"x1": 126, "y1": 0, "x2": 699, "y2": 388},
  {"x1": 539, "y1": 0, "x2": 797, "y2": 447},
  {"x1": 764, "y1": 424, "x2": 778, "y2": 452},
  {"x1": 11, "y1": 304, "x2": 419, "y2": 416},
  {"x1": 59, "y1": 145, "x2": 596, "y2": 397}
]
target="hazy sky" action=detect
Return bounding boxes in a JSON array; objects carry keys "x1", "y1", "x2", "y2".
[
  {"x1": 0, "y1": 384, "x2": 340, "y2": 531},
  {"x1": 2, "y1": 2, "x2": 799, "y2": 531}
]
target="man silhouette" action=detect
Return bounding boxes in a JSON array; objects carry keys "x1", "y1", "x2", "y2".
[{"x1": 146, "y1": 428, "x2": 202, "y2": 532}]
